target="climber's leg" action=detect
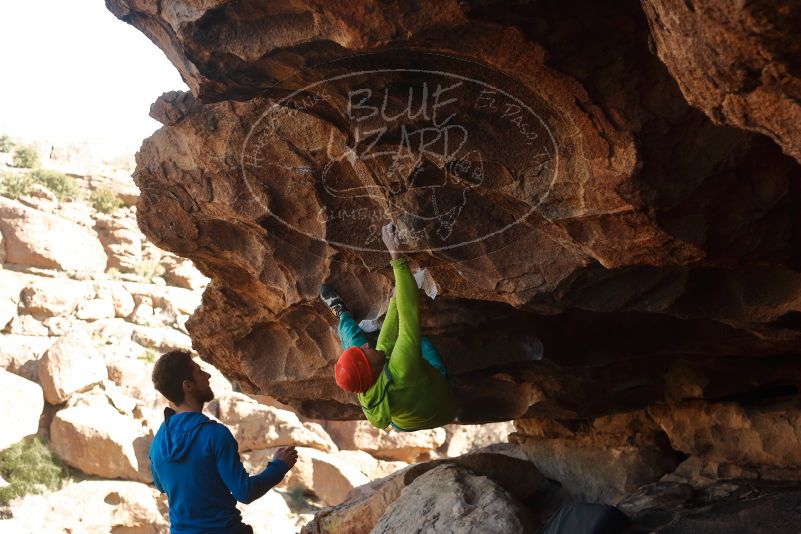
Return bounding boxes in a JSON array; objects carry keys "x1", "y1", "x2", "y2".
[
  {"x1": 421, "y1": 336, "x2": 449, "y2": 379},
  {"x1": 337, "y1": 311, "x2": 370, "y2": 351},
  {"x1": 321, "y1": 283, "x2": 370, "y2": 350}
]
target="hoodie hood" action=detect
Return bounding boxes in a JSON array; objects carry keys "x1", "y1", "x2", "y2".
[
  {"x1": 156, "y1": 407, "x2": 215, "y2": 463},
  {"x1": 358, "y1": 366, "x2": 392, "y2": 429}
]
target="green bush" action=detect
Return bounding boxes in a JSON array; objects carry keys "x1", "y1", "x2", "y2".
[
  {"x1": 138, "y1": 348, "x2": 159, "y2": 364},
  {"x1": 30, "y1": 169, "x2": 80, "y2": 202},
  {"x1": 0, "y1": 135, "x2": 13, "y2": 153},
  {"x1": 0, "y1": 172, "x2": 35, "y2": 199},
  {"x1": 135, "y1": 260, "x2": 166, "y2": 282},
  {"x1": 12, "y1": 145, "x2": 38, "y2": 168},
  {"x1": 90, "y1": 187, "x2": 123, "y2": 213},
  {"x1": 0, "y1": 438, "x2": 69, "y2": 505}
]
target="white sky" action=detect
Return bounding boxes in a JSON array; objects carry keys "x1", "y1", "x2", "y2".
[{"x1": 0, "y1": 1, "x2": 188, "y2": 157}]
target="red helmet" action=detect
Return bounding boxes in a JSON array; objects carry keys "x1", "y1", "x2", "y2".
[{"x1": 334, "y1": 346, "x2": 375, "y2": 393}]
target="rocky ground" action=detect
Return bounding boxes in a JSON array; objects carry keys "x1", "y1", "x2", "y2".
[{"x1": 0, "y1": 146, "x2": 512, "y2": 533}]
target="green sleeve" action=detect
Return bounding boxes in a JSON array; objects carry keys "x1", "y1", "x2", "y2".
[
  {"x1": 387, "y1": 258, "x2": 424, "y2": 379},
  {"x1": 376, "y1": 297, "x2": 399, "y2": 355}
]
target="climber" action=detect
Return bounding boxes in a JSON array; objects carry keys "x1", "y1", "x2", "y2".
[
  {"x1": 149, "y1": 350, "x2": 298, "y2": 534},
  {"x1": 321, "y1": 222, "x2": 458, "y2": 431}
]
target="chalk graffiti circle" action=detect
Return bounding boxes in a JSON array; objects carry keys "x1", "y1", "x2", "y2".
[{"x1": 241, "y1": 50, "x2": 559, "y2": 257}]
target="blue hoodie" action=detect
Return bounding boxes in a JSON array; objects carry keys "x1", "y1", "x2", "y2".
[{"x1": 150, "y1": 408, "x2": 290, "y2": 534}]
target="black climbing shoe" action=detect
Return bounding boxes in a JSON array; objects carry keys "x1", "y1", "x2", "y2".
[{"x1": 320, "y1": 284, "x2": 346, "y2": 317}]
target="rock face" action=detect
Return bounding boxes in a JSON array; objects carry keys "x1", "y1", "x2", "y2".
[
  {"x1": 50, "y1": 403, "x2": 153, "y2": 482},
  {"x1": 107, "y1": 0, "x2": 801, "y2": 529},
  {"x1": 0, "y1": 196, "x2": 106, "y2": 274},
  {"x1": 324, "y1": 420, "x2": 445, "y2": 462},
  {"x1": 642, "y1": 0, "x2": 801, "y2": 164},
  {"x1": 303, "y1": 444, "x2": 551, "y2": 534},
  {"x1": 372, "y1": 464, "x2": 534, "y2": 534},
  {"x1": 110, "y1": 0, "x2": 801, "y2": 427},
  {"x1": 5, "y1": 480, "x2": 167, "y2": 533},
  {"x1": 245, "y1": 446, "x2": 370, "y2": 507},
  {"x1": 37, "y1": 327, "x2": 108, "y2": 405},
  {"x1": 0, "y1": 370, "x2": 43, "y2": 450},
  {"x1": 513, "y1": 412, "x2": 684, "y2": 502},
  {"x1": 214, "y1": 392, "x2": 337, "y2": 452},
  {"x1": 19, "y1": 278, "x2": 90, "y2": 317}
]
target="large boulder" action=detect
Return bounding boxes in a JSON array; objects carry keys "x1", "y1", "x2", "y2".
[
  {"x1": 163, "y1": 257, "x2": 210, "y2": 290},
  {"x1": 237, "y1": 490, "x2": 298, "y2": 534},
  {"x1": 617, "y1": 479, "x2": 801, "y2": 533},
  {"x1": 513, "y1": 412, "x2": 683, "y2": 503},
  {"x1": 131, "y1": 325, "x2": 192, "y2": 351},
  {"x1": 5, "y1": 480, "x2": 167, "y2": 533},
  {"x1": 75, "y1": 298, "x2": 116, "y2": 321},
  {"x1": 215, "y1": 393, "x2": 337, "y2": 452},
  {"x1": 18, "y1": 277, "x2": 90, "y2": 317},
  {"x1": 442, "y1": 422, "x2": 515, "y2": 457},
  {"x1": 372, "y1": 464, "x2": 535, "y2": 533},
  {"x1": 0, "y1": 334, "x2": 53, "y2": 380},
  {"x1": 108, "y1": 283, "x2": 136, "y2": 317},
  {"x1": 94, "y1": 214, "x2": 144, "y2": 272},
  {"x1": 4, "y1": 314, "x2": 48, "y2": 336},
  {"x1": 0, "y1": 370, "x2": 43, "y2": 450},
  {"x1": 105, "y1": 353, "x2": 161, "y2": 408},
  {"x1": 650, "y1": 401, "x2": 801, "y2": 471},
  {"x1": 247, "y1": 447, "x2": 408, "y2": 507},
  {"x1": 50, "y1": 403, "x2": 153, "y2": 482},
  {"x1": 37, "y1": 327, "x2": 108, "y2": 404},
  {"x1": 302, "y1": 444, "x2": 550, "y2": 534},
  {"x1": 0, "y1": 197, "x2": 106, "y2": 274},
  {"x1": 324, "y1": 420, "x2": 446, "y2": 462}
]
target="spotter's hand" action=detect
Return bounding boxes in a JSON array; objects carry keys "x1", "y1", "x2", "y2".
[{"x1": 273, "y1": 446, "x2": 298, "y2": 469}]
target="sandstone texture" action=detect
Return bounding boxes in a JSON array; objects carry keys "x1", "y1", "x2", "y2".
[
  {"x1": 215, "y1": 392, "x2": 337, "y2": 452},
  {"x1": 107, "y1": 0, "x2": 801, "y2": 429},
  {"x1": 37, "y1": 327, "x2": 108, "y2": 405},
  {"x1": 0, "y1": 196, "x2": 106, "y2": 274},
  {"x1": 3, "y1": 480, "x2": 167, "y2": 534},
  {"x1": 99, "y1": 1, "x2": 801, "y2": 530},
  {"x1": 642, "y1": 0, "x2": 801, "y2": 164},
  {"x1": 2, "y1": 1, "x2": 797, "y2": 532},
  {"x1": 50, "y1": 403, "x2": 153, "y2": 482},
  {"x1": 0, "y1": 370, "x2": 43, "y2": 451},
  {"x1": 323, "y1": 420, "x2": 445, "y2": 462},
  {"x1": 303, "y1": 444, "x2": 550, "y2": 534},
  {"x1": 372, "y1": 464, "x2": 534, "y2": 533}
]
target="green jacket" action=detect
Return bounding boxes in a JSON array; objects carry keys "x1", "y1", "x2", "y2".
[{"x1": 357, "y1": 259, "x2": 458, "y2": 430}]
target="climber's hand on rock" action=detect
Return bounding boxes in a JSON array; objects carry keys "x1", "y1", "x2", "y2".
[
  {"x1": 273, "y1": 446, "x2": 298, "y2": 469},
  {"x1": 381, "y1": 222, "x2": 401, "y2": 260}
]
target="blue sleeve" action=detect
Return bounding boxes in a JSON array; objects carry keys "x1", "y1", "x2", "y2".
[
  {"x1": 150, "y1": 454, "x2": 165, "y2": 494},
  {"x1": 212, "y1": 425, "x2": 290, "y2": 504}
]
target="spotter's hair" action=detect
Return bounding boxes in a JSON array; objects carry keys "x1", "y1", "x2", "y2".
[{"x1": 152, "y1": 350, "x2": 195, "y2": 405}]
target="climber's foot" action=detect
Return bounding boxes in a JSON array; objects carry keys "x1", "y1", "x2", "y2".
[{"x1": 320, "y1": 284, "x2": 346, "y2": 317}]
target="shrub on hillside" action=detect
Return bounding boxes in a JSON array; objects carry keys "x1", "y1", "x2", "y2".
[
  {"x1": 135, "y1": 260, "x2": 166, "y2": 283},
  {"x1": 0, "y1": 438, "x2": 69, "y2": 505},
  {"x1": 0, "y1": 135, "x2": 13, "y2": 153},
  {"x1": 90, "y1": 187, "x2": 123, "y2": 213},
  {"x1": 12, "y1": 145, "x2": 38, "y2": 168},
  {"x1": 0, "y1": 172, "x2": 35, "y2": 199},
  {"x1": 29, "y1": 169, "x2": 80, "y2": 202}
]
